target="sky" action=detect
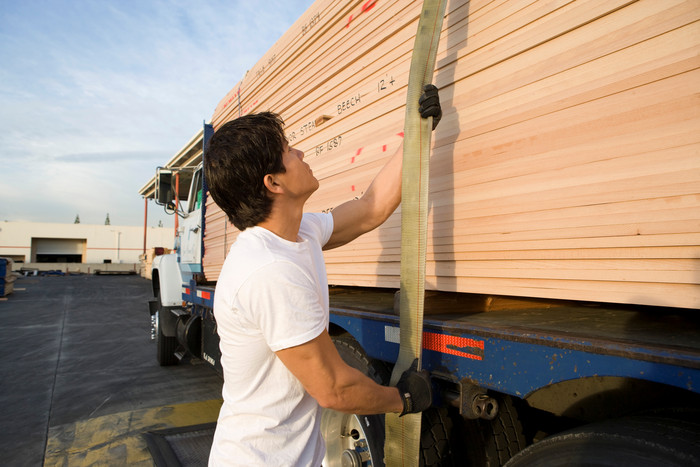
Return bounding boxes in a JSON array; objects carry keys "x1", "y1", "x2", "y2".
[{"x1": 0, "y1": 0, "x2": 315, "y2": 228}]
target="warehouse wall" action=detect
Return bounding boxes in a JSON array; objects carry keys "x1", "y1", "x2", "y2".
[{"x1": 0, "y1": 221, "x2": 174, "y2": 264}]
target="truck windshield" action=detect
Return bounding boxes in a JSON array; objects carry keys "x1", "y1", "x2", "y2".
[{"x1": 188, "y1": 169, "x2": 203, "y2": 213}]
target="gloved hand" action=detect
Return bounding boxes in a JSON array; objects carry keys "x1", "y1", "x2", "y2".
[
  {"x1": 418, "y1": 84, "x2": 442, "y2": 130},
  {"x1": 396, "y1": 359, "x2": 433, "y2": 416}
]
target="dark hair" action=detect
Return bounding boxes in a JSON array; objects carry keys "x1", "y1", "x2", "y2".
[{"x1": 204, "y1": 112, "x2": 286, "y2": 230}]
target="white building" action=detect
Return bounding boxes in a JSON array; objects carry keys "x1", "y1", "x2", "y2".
[{"x1": 0, "y1": 221, "x2": 174, "y2": 271}]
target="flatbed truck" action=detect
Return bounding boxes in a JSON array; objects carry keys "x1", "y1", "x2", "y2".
[{"x1": 145, "y1": 154, "x2": 699, "y2": 466}]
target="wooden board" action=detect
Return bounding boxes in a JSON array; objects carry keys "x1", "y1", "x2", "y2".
[{"x1": 202, "y1": 0, "x2": 700, "y2": 309}]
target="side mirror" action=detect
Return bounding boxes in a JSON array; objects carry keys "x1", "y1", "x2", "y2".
[{"x1": 155, "y1": 168, "x2": 173, "y2": 206}]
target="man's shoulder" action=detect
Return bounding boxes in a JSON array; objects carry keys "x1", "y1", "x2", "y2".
[
  {"x1": 219, "y1": 231, "x2": 275, "y2": 285},
  {"x1": 221, "y1": 229, "x2": 309, "y2": 281},
  {"x1": 226, "y1": 229, "x2": 269, "y2": 262},
  {"x1": 300, "y1": 212, "x2": 333, "y2": 245}
]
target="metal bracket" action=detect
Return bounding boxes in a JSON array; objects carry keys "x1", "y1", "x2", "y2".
[{"x1": 459, "y1": 380, "x2": 499, "y2": 420}]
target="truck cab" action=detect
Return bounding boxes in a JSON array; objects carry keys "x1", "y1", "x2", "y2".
[{"x1": 148, "y1": 154, "x2": 220, "y2": 368}]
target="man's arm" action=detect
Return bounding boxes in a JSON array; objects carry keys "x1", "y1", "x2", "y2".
[
  {"x1": 324, "y1": 141, "x2": 403, "y2": 251},
  {"x1": 324, "y1": 84, "x2": 441, "y2": 250},
  {"x1": 276, "y1": 330, "x2": 404, "y2": 414}
]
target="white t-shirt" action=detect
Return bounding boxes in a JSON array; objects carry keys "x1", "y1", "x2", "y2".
[{"x1": 209, "y1": 212, "x2": 334, "y2": 467}]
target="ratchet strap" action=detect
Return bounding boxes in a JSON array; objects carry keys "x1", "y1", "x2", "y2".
[{"x1": 385, "y1": 1, "x2": 447, "y2": 466}]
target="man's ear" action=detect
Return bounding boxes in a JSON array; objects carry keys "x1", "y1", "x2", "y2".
[{"x1": 263, "y1": 174, "x2": 284, "y2": 194}]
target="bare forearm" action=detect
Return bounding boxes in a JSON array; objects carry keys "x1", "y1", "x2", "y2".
[
  {"x1": 277, "y1": 332, "x2": 404, "y2": 415},
  {"x1": 322, "y1": 366, "x2": 403, "y2": 415},
  {"x1": 361, "y1": 141, "x2": 403, "y2": 227},
  {"x1": 325, "y1": 142, "x2": 404, "y2": 250}
]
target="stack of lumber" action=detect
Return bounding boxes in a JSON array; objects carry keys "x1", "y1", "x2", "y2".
[
  {"x1": 203, "y1": 0, "x2": 700, "y2": 309},
  {"x1": 0, "y1": 257, "x2": 16, "y2": 297},
  {"x1": 139, "y1": 248, "x2": 171, "y2": 280}
]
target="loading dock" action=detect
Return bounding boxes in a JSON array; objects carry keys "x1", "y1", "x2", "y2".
[{"x1": 31, "y1": 237, "x2": 86, "y2": 263}]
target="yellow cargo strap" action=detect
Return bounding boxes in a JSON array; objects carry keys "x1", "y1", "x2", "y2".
[{"x1": 385, "y1": 1, "x2": 448, "y2": 466}]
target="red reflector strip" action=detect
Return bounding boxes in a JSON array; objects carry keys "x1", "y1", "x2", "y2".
[
  {"x1": 197, "y1": 290, "x2": 211, "y2": 300},
  {"x1": 423, "y1": 331, "x2": 484, "y2": 360},
  {"x1": 184, "y1": 288, "x2": 191, "y2": 295}
]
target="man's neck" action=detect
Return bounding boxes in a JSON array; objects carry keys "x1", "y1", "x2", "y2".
[{"x1": 257, "y1": 201, "x2": 304, "y2": 242}]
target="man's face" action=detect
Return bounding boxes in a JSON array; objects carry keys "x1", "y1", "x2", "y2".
[{"x1": 276, "y1": 143, "x2": 320, "y2": 200}]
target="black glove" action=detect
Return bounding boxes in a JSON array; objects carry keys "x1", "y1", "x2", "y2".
[
  {"x1": 396, "y1": 359, "x2": 432, "y2": 416},
  {"x1": 418, "y1": 84, "x2": 442, "y2": 131}
]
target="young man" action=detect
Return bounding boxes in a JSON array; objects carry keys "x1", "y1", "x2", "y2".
[{"x1": 205, "y1": 86, "x2": 441, "y2": 466}]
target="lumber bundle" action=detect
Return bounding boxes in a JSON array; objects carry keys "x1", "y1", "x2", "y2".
[
  {"x1": 203, "y1": 0, "x2": 700, "y2": 309},
  {"x1": 139, "y1": 248, "x2": 171, "y2": 280},
  {"x1": 0, "y1": 257, "x2": 16, "y2": 297}
]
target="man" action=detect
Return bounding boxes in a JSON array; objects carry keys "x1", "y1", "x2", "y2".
[{"x1": 205, "y1": 86, "x2": 441, "y2": 466}]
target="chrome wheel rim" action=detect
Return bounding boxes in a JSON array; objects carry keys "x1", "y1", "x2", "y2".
[{"x1": 321, "y1": 409, "x2": 375, "y2": 466}]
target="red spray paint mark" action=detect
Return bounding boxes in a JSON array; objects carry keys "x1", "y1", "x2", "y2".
[
  {"x1": 242, "y1": 99, "x2": 259, "y2": 115},
  {"x1": 221, "y1": 88, "x2": 241, "y2": 110},
  {"x1": 345, "y1": 0, "x2": 378, "y2": 28}
]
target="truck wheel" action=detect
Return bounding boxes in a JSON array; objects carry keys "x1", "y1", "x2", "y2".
[
  {"x1": 503, "y1": 415, "x2": 700, "y2": 466},
  {"x1": 455, "y1": 394, "x2": 526, "y2": 466},
  {"x1": 322, "y1": 334, "x2": 388, "y2": 467},
  {"x1": 323, "y1": 334, "x2": 462, "y2": 466},
  {"x1": 156, "y1": 293, "x2": 178, "y2": 366},
  {"x1": 419, "y1": 406, "x2": 462, "y2": 466}
]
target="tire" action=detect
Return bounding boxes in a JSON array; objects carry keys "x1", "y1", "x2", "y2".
[
  {"x1": 155, "y1": 293, "x2": 178, "y2": 366},
  {"x1": 322, "y1": 334, "x2": 388, "y2": 467},
  {"x1": 419, "y1": 405, "x2": 462, "y2": 467},
  {"x1": 454, "y1": 394, "x2": 527, "y2": 466},
  {"x1": 503, "y1": 415, "x2": 700, "y2": 467},
  {"x1": 322, "y1": 334, "x2": 463, "y2": 467}
]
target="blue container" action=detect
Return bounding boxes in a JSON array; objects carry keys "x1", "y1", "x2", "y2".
[{"x1": 0, "y1": 258, "x2": 15, "y2": 297}]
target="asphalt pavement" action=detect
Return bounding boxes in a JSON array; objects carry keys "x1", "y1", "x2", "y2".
[{"x1": 0, "y1": 274, "x2": 223, "y2": 466}]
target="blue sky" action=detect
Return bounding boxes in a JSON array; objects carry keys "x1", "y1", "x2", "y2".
[{"x1": 0, "y1": 0, "x2": 315, "y2": 227}]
